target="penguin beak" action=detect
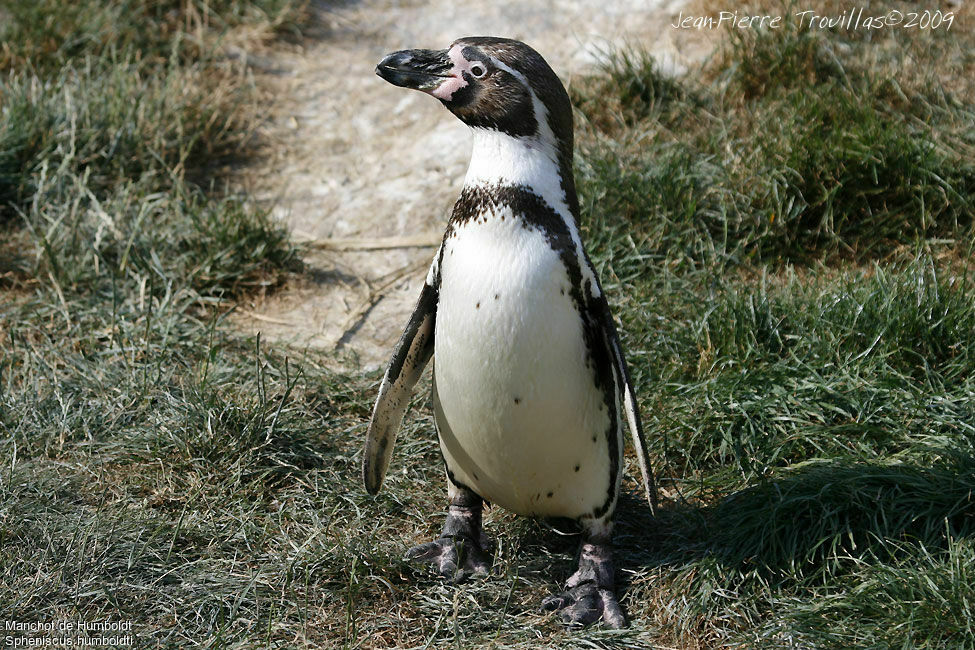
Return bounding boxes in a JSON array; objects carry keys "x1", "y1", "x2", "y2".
[{"x1": 376, "y1": 48, "x2": 454, "y2": 93}]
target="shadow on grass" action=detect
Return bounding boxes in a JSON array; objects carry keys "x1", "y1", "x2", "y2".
[
  {"x1": 405, "y1": 456, "x2": 975, "y2": 600},
  {"x1": 616, "y1": 455, "x2": 975, "y2": 581}
]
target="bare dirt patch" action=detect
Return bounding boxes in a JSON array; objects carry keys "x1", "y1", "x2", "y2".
[{"x1": 234, "y1": 0, "x2": 711, "y2": 369}]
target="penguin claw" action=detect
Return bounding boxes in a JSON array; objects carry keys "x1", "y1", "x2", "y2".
[
  {"x1": 405, "y1": 535, "x2": 491, "y2": 583},
  {"x1": 541, "y1": 582, "x2": 625, "y2": 629}
]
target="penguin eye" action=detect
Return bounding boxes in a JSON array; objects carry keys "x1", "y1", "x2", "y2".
[{"x1": 469, "y1": 63, "x2": 487, "y2": 78}]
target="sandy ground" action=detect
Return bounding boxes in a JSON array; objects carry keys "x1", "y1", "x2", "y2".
[{"x1": 234, "y1": 0, "x2": 711, "y2": 370}]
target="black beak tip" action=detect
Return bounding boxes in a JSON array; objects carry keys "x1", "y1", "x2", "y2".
[
  {"x1": 375, "y1": 51, "x2": 399, "y2": 72},
  {"x1": 375, "y1": 51, "x2": 410, "y2": 85}
]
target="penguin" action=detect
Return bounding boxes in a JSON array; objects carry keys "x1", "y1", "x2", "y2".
[{"x1": 363, "y1": 36, "x2": 657, "y2": 628}]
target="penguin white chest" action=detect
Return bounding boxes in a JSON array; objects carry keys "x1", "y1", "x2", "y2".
[{"x1": 433, "y1": 205, "x2": 613, "y2": 519}]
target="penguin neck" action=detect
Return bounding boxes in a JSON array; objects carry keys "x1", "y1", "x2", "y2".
[{"x1": 463, "y1": 127, "x2": 579, "y2": 222}]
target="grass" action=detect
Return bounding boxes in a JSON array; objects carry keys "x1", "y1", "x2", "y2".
[
  {"x1": 566, "y1": 6, "x2": 975, "y2": 645},
  {"x1": 2, "y1": 1, "x2": 975, "y2": 648},
  {"x1": 573, "y1": 5, "x2": 975, "y2": 264}
]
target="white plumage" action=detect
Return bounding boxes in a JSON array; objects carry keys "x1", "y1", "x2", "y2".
[{"x1": 434, "y1": 201, "x2": 614, "y2": 517}]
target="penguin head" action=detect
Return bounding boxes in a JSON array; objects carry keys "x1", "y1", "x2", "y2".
[{"x1": 376, "y1": 37, "x2": 572, "y2": 146}]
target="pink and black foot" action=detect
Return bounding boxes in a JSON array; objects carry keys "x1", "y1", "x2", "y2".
[
  {"x1": 405, "y1": 489, "x2": 491, "y2": 583},
  {"x1": 541, "y1": 536, "x2": 626, "y2": 628}
]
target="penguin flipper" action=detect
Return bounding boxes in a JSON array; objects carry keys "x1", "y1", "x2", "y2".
[
  {"x1": 362, "y1": 279, "x2": 438, "y2": 494},
  {"x1": 591, "y1": 291, "x2": 658, "y2": 515},
  {"x1": 612, "y1": 333, "x2": 658, "y2": 515}
]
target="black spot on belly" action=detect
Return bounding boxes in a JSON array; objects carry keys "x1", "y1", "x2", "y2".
[
  {"x1": 446, "y1": 183, "x2": 623, "y2": 523},
  {"x1": 574, "y1": 464, "x2": 580, "y2": 472},
  {"x1": 546, "y1": 491, "x2": 554, "y2": 498},
  {"x1": 513, "y1": 397, "x2": 521, "y2": 405}
]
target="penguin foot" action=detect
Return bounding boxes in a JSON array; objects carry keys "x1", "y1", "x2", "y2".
[
  {"x1": 404, "y1": 534, "x2": 491, "y2": 583},
  {"x1": 541, "y1": 580, "x2": 625, "y2": 628},
  {"x1": 540, "y1": 540, "x2": 625, "y2": 628},
  {"x1": 405, "y1": 495, "x2": 491, "y2": 583}
]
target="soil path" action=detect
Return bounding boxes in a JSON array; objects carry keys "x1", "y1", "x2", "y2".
[{"x1": 235, "y1": 0, "x2": 706, "y2": 370}]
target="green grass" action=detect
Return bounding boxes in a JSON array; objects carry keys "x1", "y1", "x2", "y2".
[
  {"x1": 0, "y1": 0, "x2": 311, "y2": 640},
  {"x1": 0, "y1": 0, "x2": 304, "y2": 221},
  {"x1": 0, "y1": 0, "x2": 302, "y2": 74},
  {"x1": 2, "y1": 1, "x2": 975, "y2": 648},
  {"x1": 566, "y1": 9, "x2": 975, "y2": 646},
  {"x1": 573, "y1": 9, "x2": 975, "y2": 264}
]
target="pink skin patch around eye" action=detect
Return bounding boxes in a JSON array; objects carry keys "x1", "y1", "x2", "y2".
[{"x1": 430, "y1": 44, "x2": 472, "y2": 101}]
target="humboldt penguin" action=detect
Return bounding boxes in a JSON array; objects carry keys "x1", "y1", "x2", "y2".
[{"x1": 363, "y1": 36, "x2": 656, "y2": 628}]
